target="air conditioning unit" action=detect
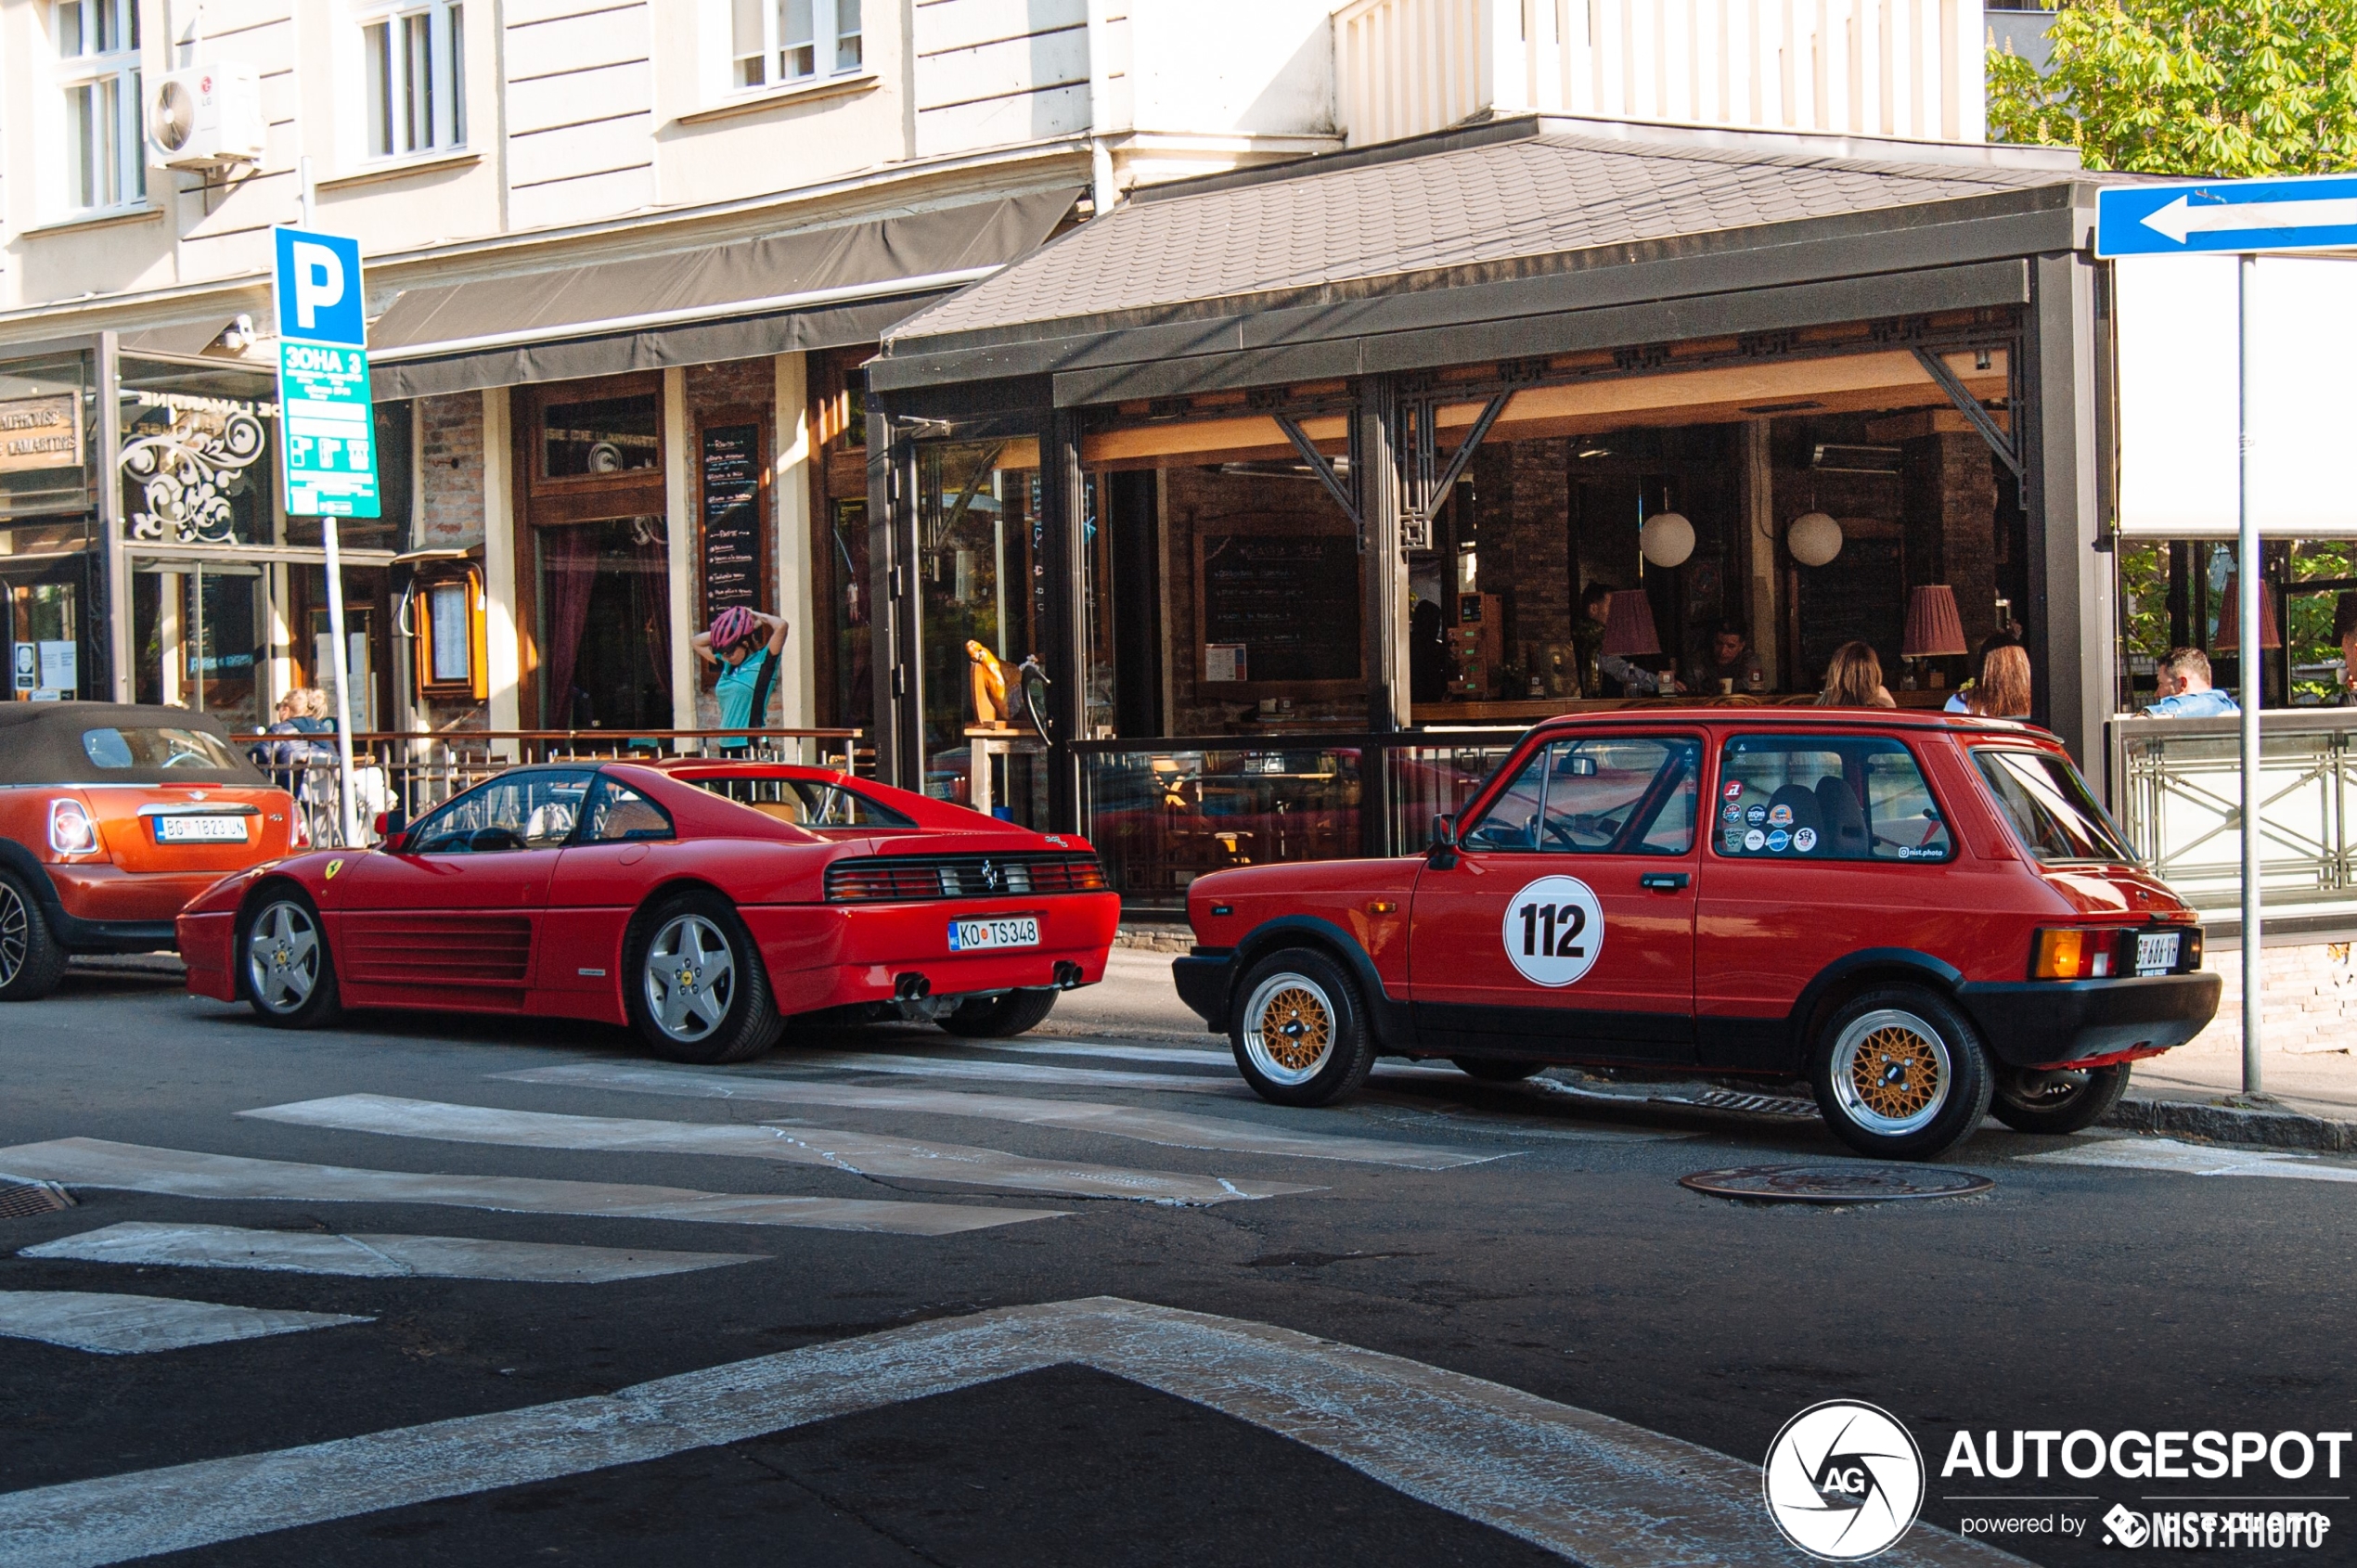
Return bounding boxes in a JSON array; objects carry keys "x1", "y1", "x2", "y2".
[{"x1": 148, "y1": 63, "x2": 265, "y2": 170}]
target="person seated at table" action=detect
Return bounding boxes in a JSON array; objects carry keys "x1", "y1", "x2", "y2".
[
  {"x1": 1815, "y1": 641, "x2": 1896, "y2": 708},
  {"x1": 1683, "y1": 622, "x2": 1763, "y2": 694},
  {"x1": 1945, "y1": 628, "x2": 2022, "y2": 713},
  {"x1": 2140, "y1": 647, "x2": 2238, "y2": 717},
  {"x1": 1962, "y1": 643, "x2": 2033, "y2": 719}
]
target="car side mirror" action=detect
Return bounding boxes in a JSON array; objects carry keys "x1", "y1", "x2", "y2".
[
  {"x1": 1428, "y1": 813, "x2": 1460, "y2": 869},
  {"x1": 380, "y1": 829, "x2": 411, "y2": 855}
]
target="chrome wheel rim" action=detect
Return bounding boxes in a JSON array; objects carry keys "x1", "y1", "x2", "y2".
[
  {"x1": 0, "y1": 881, "x2": 26, "y2": 987},
  {"x1": 246, "y1": 901, "x2": 321, "y2": 1014},
  {"x1": 643, "y1": 914, "x2": 737, "y2": 1043},
  {"x1": 1240, "y1": 971, "x2": 1335, "y2": 1086},
  {"x1": 1830, "y1": 1009, "x2": 1952, "y2": 1137}
]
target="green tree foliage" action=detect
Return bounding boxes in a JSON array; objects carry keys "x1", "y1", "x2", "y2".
[{"x1": 1989, "y1": 1, "x2": 2357, "y2": 174}]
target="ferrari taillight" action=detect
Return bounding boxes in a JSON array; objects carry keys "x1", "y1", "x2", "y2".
[{"x1": 48, "y1": 798, "x2": 98, "y2": 856}]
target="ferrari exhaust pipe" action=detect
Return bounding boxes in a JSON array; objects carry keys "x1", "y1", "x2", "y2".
[
  {"x1": 1053, "y1": 961, "x2": 1084, "y2": 991},
  {"x1": 894, "y1": 972, "x2": 931, "y2": 1001}
]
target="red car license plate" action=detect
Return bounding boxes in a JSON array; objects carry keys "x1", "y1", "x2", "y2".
[{"x1": 949, "y1": 916, "x2": 1039, "y2": 952}]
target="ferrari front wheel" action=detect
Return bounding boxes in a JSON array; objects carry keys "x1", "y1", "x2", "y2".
[
  {"x1": 1230, "y1": 947, "x2": 1374, "y2": 1107},
  {"x1": 241, "y1": 891, "x2": 342, "y2": 1029},
  {"x1": 625, "y1": 890, "x2": 780, "y2": 1064}
]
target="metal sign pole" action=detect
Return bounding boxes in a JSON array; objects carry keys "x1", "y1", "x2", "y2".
[
  {"x1": 291, "y1": 156, "x2": 360, "y2": 848},
  {"x1": 2237, "y1": 252, "x2": 2263, "y2": 1098}
]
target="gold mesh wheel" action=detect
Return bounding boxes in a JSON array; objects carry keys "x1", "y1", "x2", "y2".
[
  {"x1": 1240, "y1": 970, "x2": 1339, "y2": 1086},
  {"x1": 1828, "y1": 1008, "x2": 1953, "y2": 1137}
]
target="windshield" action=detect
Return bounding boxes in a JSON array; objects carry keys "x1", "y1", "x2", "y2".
[
  {"x1": 83, "y1": 726, "x2": 243, "y2": 771},
  {"x1": 1973, "y1": 749, "x2": 2138, "y2": 865}
]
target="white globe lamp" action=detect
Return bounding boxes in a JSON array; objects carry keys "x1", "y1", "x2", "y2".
[
  {"x1": 1787, "y1": 511, "x2": 1843, "y2": 567},
  {"x1": 1639, "y1": 510, "x2": 1695, "y2": 569}
]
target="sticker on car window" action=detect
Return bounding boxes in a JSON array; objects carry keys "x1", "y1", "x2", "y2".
[{"x1": 1502, "y1": 875, "x2": 1604, "y2": 987}]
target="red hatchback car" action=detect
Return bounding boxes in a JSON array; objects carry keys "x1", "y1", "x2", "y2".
[
  {"x1": 1173, "y1": 711, "x2": 2221, "y2": 1159},
  {"x1": 179, "y1": 760, "x2": 1118, "y2": 1062}
]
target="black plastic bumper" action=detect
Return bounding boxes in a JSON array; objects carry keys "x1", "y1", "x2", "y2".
[
  {"x1": 1172, "y1": 950, "x2": 1233, "y2": 1034},
  {"x1": 1958, "y1": 973, "x2": 2222, "y2": 1068},
  {"x1": 53, "y1": 910, "x2": 179, "y2": 955}
]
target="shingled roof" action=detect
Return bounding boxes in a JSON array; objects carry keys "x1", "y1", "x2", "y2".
[{"x1": 884, "y1": 119, "x2": 2089, "y2": 354}]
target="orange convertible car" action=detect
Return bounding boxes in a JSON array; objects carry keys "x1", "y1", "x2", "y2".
[{"x1": 0, "y1": 702, "x2": 295, "y2": 1000}]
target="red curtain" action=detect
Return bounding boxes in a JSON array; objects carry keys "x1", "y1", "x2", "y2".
[
  {"x1": 636, "y1": 520, "x2": 671, "y2": 707},
  {"x1": 538, "y1": 523, "x2": 599, "y2": 728}
]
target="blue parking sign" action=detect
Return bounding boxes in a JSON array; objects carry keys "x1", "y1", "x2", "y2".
[
  {"x1": 274, "y1": 225, "x2": 378, "y2": 517},
  {"x1": 274, "y1": 226, "x2": 366, "y2": 347}
]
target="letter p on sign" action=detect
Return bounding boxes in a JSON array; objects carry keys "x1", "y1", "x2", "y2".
[{"x1": 273, "y1": 226, "x2": 365, "y2": 348}]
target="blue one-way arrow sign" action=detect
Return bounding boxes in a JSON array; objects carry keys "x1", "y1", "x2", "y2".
[{"x1": 2098, "y1": 174, "x2": 2357, "y2": 258}]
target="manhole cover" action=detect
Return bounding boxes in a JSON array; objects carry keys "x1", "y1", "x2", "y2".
[
  {"x1": 0, "y1": 1180, "x2": 74, "y2": 1219},
  {"x1": 1680, "y1": 1164, "x2": 1992, "y2": 1203}
]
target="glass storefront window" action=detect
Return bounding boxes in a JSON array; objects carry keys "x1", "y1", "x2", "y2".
[
  {"x1": 542, "y1": 394, "x2": 659, "y2": 479},
  {"x1": 118, "y1": 358, "x2": 278, "y2": 548},
  {"x1": 0, "y1": 352, "x2": 94, "y2": 523},
  {"x1": 135, "y1": 562, "x2": 264, "y2": 730},
  {"x1": 535, "y1": 515, "x2": 672, "y2": 731},
  {"x1": 917, "y1": 441, "x2": 1041, "y2": 814},
  {"x1": 830, "y1": 496, "x2": 870, "y2": 731}
]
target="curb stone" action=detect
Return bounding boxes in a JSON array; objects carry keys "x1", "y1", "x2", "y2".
[{"x1": 2104, "y1": 1094, "x2": 2357, "y2": 1154}]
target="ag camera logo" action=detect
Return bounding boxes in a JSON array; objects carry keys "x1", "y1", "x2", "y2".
[{"x1": 1763, "y1": 1400, "x2": 1926, "y2": 1560}]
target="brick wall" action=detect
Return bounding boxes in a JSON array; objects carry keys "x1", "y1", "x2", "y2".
[
  {"x1": 2186, "y1": 941, "x2": 2357, "y2": 1059},
  {"x1": 417, "y1": 394, "x2": 484, "y2": 550}
]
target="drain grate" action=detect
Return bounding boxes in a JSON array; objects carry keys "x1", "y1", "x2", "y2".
[
  {"x1": 1680, "y1": 1163, "x2": 1992, "y2": 1203},
  {"x1": 0, "y1": 1179, "x2": 75, "y2": 1219}
]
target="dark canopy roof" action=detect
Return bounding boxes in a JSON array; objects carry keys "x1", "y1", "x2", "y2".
[{"x1": 0, "y1": 703, "x2": 267, "y2": 788}]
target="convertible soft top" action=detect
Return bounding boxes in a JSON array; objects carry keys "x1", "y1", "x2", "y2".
[{"x1": 0, "y1": 702, "x2": 268, "y2": 788}]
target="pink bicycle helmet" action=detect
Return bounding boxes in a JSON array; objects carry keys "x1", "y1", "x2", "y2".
[{"x1": 708, "y1": 606, "x2": 759, "y2": 650}]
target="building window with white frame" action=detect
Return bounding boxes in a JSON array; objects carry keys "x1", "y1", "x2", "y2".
[
  {"x1": 731, "y1": 0, "x2": 861, "y2": 90},
  {"x1": 359, "y1": 0, "x2": 465, "y2": 160},
  {"x1": 53, "y1": 0, "x2": 146, "y2": 213}
]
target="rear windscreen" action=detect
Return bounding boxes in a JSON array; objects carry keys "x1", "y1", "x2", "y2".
[
  {"x1": 683, "y1": 774, "x2": 915, "y2": 829},
  {"x1": 1973, "y1": 749, "x2": 2138, "y2": 864},
  {"x1": 83, "y1": 726, "x2": 244, "y2": 772}
]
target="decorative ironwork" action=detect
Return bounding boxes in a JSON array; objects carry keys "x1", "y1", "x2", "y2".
[{"x1": 121, "y1": 396, "x2": 270, "y2": 545}]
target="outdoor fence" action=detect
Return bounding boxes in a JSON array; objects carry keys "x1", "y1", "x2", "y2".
[{"x1": 233, "y1": 728, "x2": 865, "y2": 849}]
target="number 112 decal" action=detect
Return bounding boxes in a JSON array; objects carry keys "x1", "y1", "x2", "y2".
[{"x1": 1501, "y1": 875, "x2": 1605, "y2": 986}]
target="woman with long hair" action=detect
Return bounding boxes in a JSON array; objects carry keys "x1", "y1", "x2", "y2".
[
  {"x1": 1965, "y1": 643, "x2": 2032, "y2": 718},
  {"x1": 1815, "y1": 641, "x2": 1895, "y2": 707}
]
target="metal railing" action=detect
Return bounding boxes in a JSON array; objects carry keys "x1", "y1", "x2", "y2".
[
  {"x1": 232, "y1": 727, "x2": 864, "y2": 849},
  {"x1": 1075, "y1": 731, "x2": 1526, "y2": 911},
  {"x1": 2109, "y1": 710, "x2": 2357, "y2": 925}
]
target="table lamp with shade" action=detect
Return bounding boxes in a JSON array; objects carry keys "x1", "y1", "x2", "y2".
[
  {"x1": 2214, "y1": 574, "x2": 2283, "y2": 650},
  {"x1": 1599, "y1": 588, "x2": 1671, "y2": 693},
  {"x1": 1901, "y1": 585, "x2": 1968, "y2": 690}
]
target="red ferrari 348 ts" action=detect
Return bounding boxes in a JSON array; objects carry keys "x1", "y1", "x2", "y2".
[{"x1": 178, "y1": 760, "x2": 1119, "y2": 1063}]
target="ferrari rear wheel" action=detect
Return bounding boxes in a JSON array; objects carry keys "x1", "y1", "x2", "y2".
[
  {"x1": 626, "y1": 890, "x2": 780, "y2": 1064},
  {"x1": 1809, "y1": 984, "x2": 1991, "y2": 1161},
  {"x1": 937, "y1": 988, "x2": 1059, "y2": 1038},
  {"x1": 1230, "y1": 947, "x2": 1375, "y2": 1107},
  {"x1": 0, "y1": 871, "x2": 67, "y2": 1003},
  {"x1": 1990, "y1": 1062, "x2": 2132, "y2": 1136},
  {"x1": 241, "y1": 891, "x2": 342, "y2": 1029}
]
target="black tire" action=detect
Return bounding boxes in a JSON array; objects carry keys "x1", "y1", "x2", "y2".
[
  {"x1": 625, "y1": 889, "x2": 781, "y2": 1064},
  {"x1": 1990, "y1": 1062, "x2": 2132, "y2": 1136},
  {"x1": 1808, "y1": 983, "x2": 1992, "y2": 1161},
  {"x1": 240, "y1": 888, "x2": 343, "y2": 1029},
  {"x1": 1452, "y1": 1057, "x2": 1546, "y2": 1083},
  {"x1": 937, "y1": 988, "x2": 1059, "y2": 1038},
  {"x1": 1229, "y1": 947, "x2": 1376, "y2": 1107},
  {"x1": 0, "y1": 870, "x2": 68, "y2": 1002}
]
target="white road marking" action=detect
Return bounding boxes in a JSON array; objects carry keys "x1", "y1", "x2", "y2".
[
  {"x1": 0, "y1": 1291, "x2": 367, "y2": 1356},
  {"x1": 0, "y1": 1139, "x2": 1060, "y2": 1236},
  {"x1": 22, "y1": 1222, "x2": 764, "y2": 1283},
  {"x1": 240, "y1": 1096, "x2": 1317, "y2": 1205},
  {"x1": 498, "y1": 1063, "x2": 1502, "y2": 1170},
  {"x1": 2022, "y1": 1136, "x2": 2357, "y2": 1184},
  {"x1": 0, "y1": 1295, "x2": 2024, "y2": 1568},
  {"x1": 976, "y1": 1038, "x2": 1234, "y2": 1067},
  {"x1": 779, "y1": 1050, "x2": 1246, "y2": 1093}
]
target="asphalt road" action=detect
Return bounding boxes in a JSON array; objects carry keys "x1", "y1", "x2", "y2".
[{"x1": 2, "y1": 951, "x2": 2351, "y2": 1567}]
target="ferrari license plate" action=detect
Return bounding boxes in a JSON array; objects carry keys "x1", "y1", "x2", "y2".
[
  {"x1": 949, "y1": 916, "x2": 1039, "y2": 952},
  {"x1": 155, "y1": 816, "x2": 248, "y2": 843},
  {"x1": 2136, "y1": 931, "x2": 2182, "y2": 976}
]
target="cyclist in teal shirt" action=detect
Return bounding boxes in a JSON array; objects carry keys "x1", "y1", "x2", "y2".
[{"x1": 692, "y1": 606, "x2": 790, "y2": 751}]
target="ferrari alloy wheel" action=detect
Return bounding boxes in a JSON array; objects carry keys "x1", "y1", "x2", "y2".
[
  {"x1": 1230, "y1": 947, "x2": 1375, "y2": 1107},
  {"x1": 1810, "y1": 983, "x2": 1990, "y2": 1161},
  {"x1": 625, "y1": 891, "x2": 780, "y2": 1065},
  {"x1": 0, "y1": 871, "x2": 67, "y2": 1003},
  {"x1": 240, "y1": 892, "x2": 341, "y2": 1029},
  {"x1": 1990, "y1": 1062, "x2": 2132, "y2": 1136}
]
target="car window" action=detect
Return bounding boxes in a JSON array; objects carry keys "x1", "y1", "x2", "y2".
[
  {"x1": 409, "y1": 769, "x2": 595, "y2": 854},
  {"x1": 1715, "y1": 735, "x2": 1953, "y2": 862},
  {"x1": 1463, "y1": 737, "x2": 1700, "y2": 855},
  {"x1": 581, "y1": 777, "x2": 674, "y2": 842},
  {"x1": 1973, "y1": 748, "x2": 2137, "y2": 865},
  {"x1": 681, "y1": 773, "x2": 915, "y2": 829},
  {"x1": 83, "y1": 726, "x2": 240, "y2": 771}
]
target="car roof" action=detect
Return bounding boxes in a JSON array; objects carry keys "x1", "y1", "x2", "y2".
[
  {"x1": 0, "y1": 701, "x2": 264, "y2": 788},
  {"x1": 1524, "y1": 707, "x2": 2059, "y2": 743}
]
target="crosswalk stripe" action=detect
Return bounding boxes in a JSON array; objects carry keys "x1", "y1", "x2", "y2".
[
  {"x1": 977, "y1": 1038, "x2": 1233, "y2": 1067},
  {"x1": 497, "y1": 1063, "x2": 1504, "y2": 1170},
  {"x1": 775, "y1": 1050, "x2": 1251, "y2": 1092},
  {"x1": 0, "y1": 1295, "x2": 2026, "y2": 1568},
  {"x1": 2020, "y1": 1136, "x2": 2357, "y2": 1184},
  {"x1": 0, "y1": 1139, "x2": 1062, "y2": 1236},
  {"x1": 0, "y1": 1291, "x2": 367, "y2": 1356},
  {"x1": 21, "y1": 1222, "x2": 764, "y2": 1282},
  {"x1": 238, "y1": 1096, "x2": 1320, "y2": 1205}
]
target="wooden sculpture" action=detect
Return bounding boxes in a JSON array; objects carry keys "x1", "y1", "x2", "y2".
[{"x1": 967, "y1": 639, "x2": 1011, "y2": 729}]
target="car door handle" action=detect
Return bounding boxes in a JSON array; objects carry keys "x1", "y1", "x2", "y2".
[{"x1": 1639, "y1": 872, "x2": 1690, "y2": 891}]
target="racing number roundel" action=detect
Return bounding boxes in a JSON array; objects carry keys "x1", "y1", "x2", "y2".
[{"x1": 1502, "y1": 875, "x2": 1604, "y2": 987}]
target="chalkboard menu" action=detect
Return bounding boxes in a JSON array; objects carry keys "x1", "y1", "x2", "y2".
[
  {"x1": 1200, "y1": 533, "x2": 1360, "y2": 684},
  {"x1": 701, "y1": 423, "x2": 762, "y2": 619},
  {"x1": 1796, "y1": 532, "x2": 1905, "y2": 686}
]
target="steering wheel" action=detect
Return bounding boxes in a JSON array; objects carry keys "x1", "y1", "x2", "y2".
[{"x1": 1543, "y1": 812, "x2": 1619, "y2": 848}]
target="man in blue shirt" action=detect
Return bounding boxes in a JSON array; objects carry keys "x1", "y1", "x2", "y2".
[
  {"x1": 692, "y1": 606, "x2": 790, "y2": 750},
  {"x1": 2141, "y1": 647, "x2": 2240, "y2": 718}
]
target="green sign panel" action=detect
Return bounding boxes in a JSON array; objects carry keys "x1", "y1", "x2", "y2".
[{"x1": 277, "y1": 340, "x2": 380, "y2": 519}]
